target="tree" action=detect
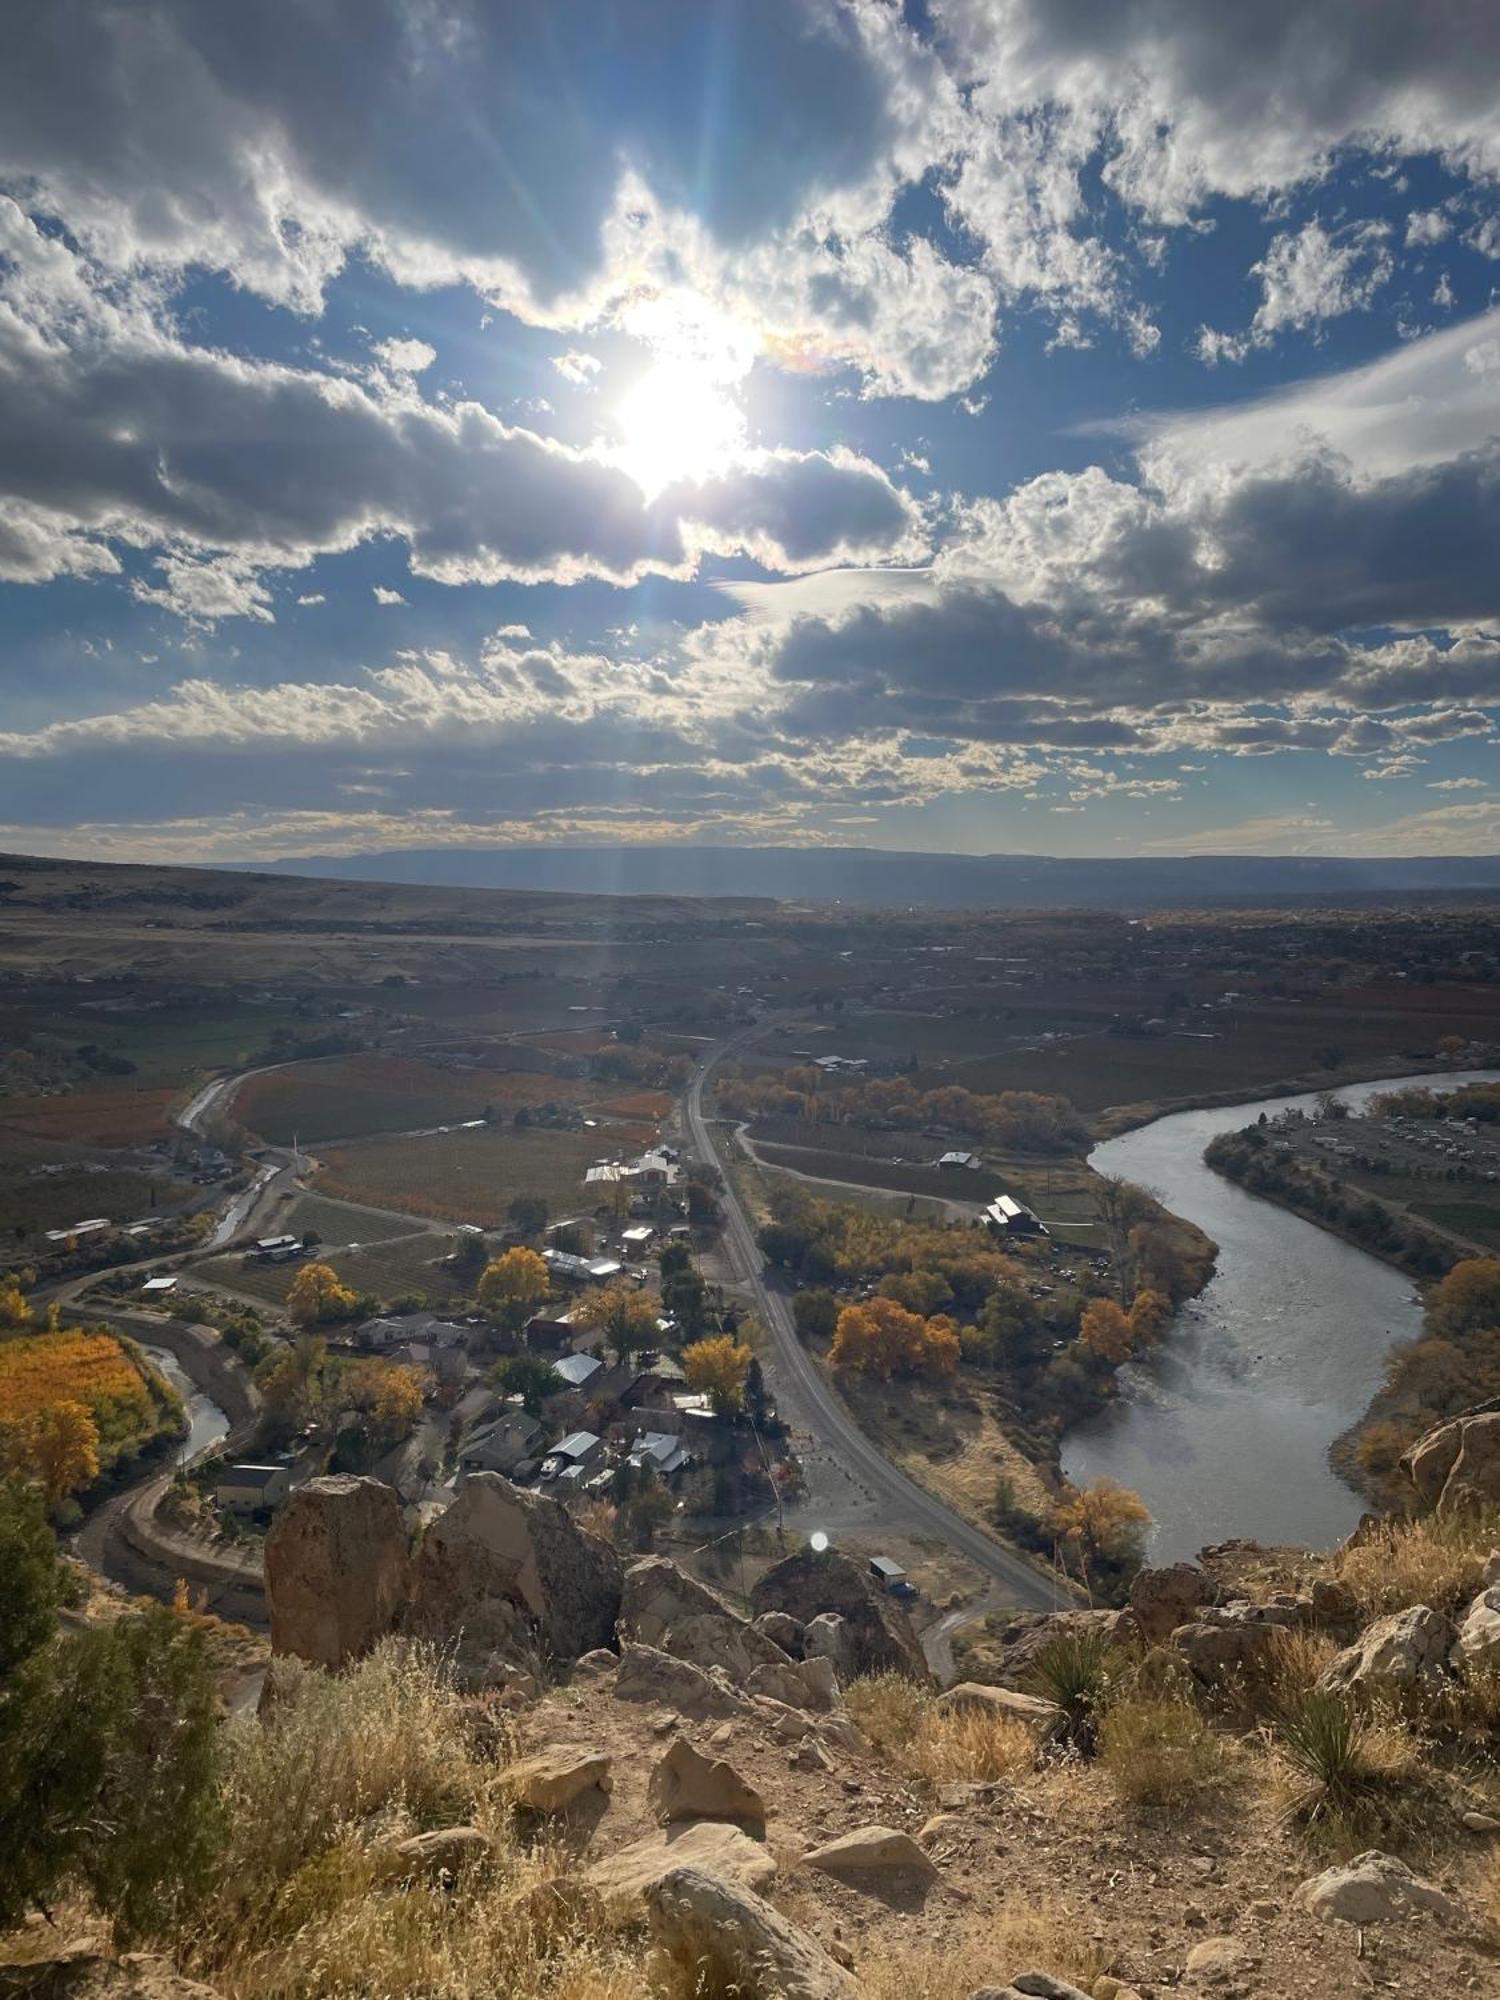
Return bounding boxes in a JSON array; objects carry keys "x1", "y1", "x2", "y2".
[
  {"x1": 877, "y1": 1268, "x2": 953, "y2": 1315},
  {"x1": 682, "y1": 1334, "x2": 752, "y2": 1415},
  {"x1": 507, "y1": 1193, "x2": 549, "y2": 1239},
  {"x1": 0, "y1": 1477, "x2": 58, "y2": 1680},
  {"x1": 575, "y1": 1284, "x2": 659, "y2": 1365},
  {"x1": 792, "y1": 1288, "x2": 839, "y2": 1341},
  {"x1": 1128, "y1": 1288, "x2": 1171, "y2": 1342},
  {"x1": 829, "y1": 1297, "x2": 960, "y2": 1380},
  {"x1": 661, "y1": 1262, "x2": 708, "y2": 1339},
  {"x1": 366, "y1": 1364, "x2": 425, "y2": 1439},
  {"x1": 1051, "y1": 1477, "x2": 1151, "y2": 1579},
  {"x1": 286, "y1": 1260, "x2": 358, "y2": 1328},
  {"x1": 476, "y1": 1246, "x2": 550, "y2": 1332},
  {"x1": 659, "y1": 1240, "x2": 692, "y2": 1278},
  {"x1": 1078, "y1": 1297, "x2": 1135, "y2": 1365},
  {"x1": 1428, "y1": 1257, "x2": 1500, "y2": 1338},
  {"x1": 0, "y1": 1279, "x2": 31, "y2": 1330},
  {"x1": 488, "y1": 1352, "x2": 563, "y2": 1415},
  {"x1": 3, "y1": 1399, "x2": 101, "y2": 1506}
]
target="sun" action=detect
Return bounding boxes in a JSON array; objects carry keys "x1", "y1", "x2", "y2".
[{"x1": 608, "y1": 290, "x2": 757, "y2": 499}]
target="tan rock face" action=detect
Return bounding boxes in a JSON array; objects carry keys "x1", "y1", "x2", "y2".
[
  {"x1": 801, "y1": 1824, "x2": 938, "y2": 1877},
  {"x1": 1296, "y1": 1849, "x2": 1460, "y2": 1925},
  {"x1": 645, "y1": 1865, "x2": 859, "y2": 2000},
  {"x1": 745, "y1": 1656, "x2": 838, "y2": 1712},
  {"x1": 648, "y1": 1736, "x2": 766, "y2": 1826},
  {"x1": 264, "y1": 1475, "x2": 410, "y2": 1669},
  {"x1": 1129, "y1": 1563, "x2": 1205, "y2": 1643},
  {"x1": 615, "y1": 1641, "x2": 745, "y2": 1717},
  {"x1": 1450, "y1": 1585, "x2": 1500, "y2": 1669},
  {"x1": 501, "y1": 1747, "x2": 612, "y2": 1812},
  {"x1": 584, "y1": 1819, "x2": 776, "y2": 1901},
  {"x1": 751, "y1": 1548, "x2": 930, "y2": 1684},
  {"x1": 1402, "y1": 1408, "x2": 1500, "y2": 1513},
  {"x1": 405, "y1": 1471, "x2": 621, "y2": 1670},
  {"x1": 1318, "y1": 1604, "x2": 1453, "y2": 1695},
  {"x1": 620, "y1": 1557, "x2": 791, "y2": 1678},
  {"x1": 934, "y1": 1682, "x2": 1060, "y2": 1732}
]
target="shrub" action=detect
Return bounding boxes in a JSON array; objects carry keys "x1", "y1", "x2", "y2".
[
  {"x1": 844, "y1": 1673, "x2": 1034, "y2": 1787},
  {"x1": 1331, "y1": 1510, "x2": 1498, "y2": 1620},
  {"x1": 1097, "y1": 1695, "x2": 1233, "y2": 1807},
  {"x1": 1023, "y1": 1629, "x2": 1117, "y2": 1754}
]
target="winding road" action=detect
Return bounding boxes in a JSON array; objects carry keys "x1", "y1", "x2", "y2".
[{"x1": 685, "y1": 1027, "x2": 1074, "y2": 1615}]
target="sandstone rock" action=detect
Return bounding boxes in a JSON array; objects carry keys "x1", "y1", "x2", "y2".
[
  {"x1": 1183, "y1": 1936, "x2": 1248, "y2": 1981},
  {"x1": 801, "y1": 1825, "x2": 937, "y2": 1878},
  {"x1": 405, "y1": 1472, "x2": 620, "y2": 1669},
  {"x1": 0, "y1": 1952, "x2": 223, "y2": 2000},
  {"x1": 917, "y1": 1812, "x2": 963, "y2": 1847},
  {"x1": 803, "y1": 1612, "x2": 851, "y2": 1671},
  {"x1": 754, "y1": 1610, "x2": 805, "y2": 1655},
  {"x1": 1402, "y1": 1407, "x2": 1500, "y2": 1514},
  {"x1": 1462, "y1": 1809, "x2": 1500, "y2": 1832},
  {"x1": 815, "y1": 1711, "x2": 870, "y2": 1756},
  {"x1": 571, "y1": 1648, "x2": 618, "y2": 1680},
  {"x1": 615, "y1": 1642, "x2": 744, "y2": 1717},
  {"x1": 1129, "y1": 1563, "x2": 1205, "y2": 1643},
  {"x1": 1169, "y1": 1615, "x2": 1280, "y2": 1680},
  {"x1": 648, "y1": 1737, "x2": 766, "y2": 1826},
  {"x1": 977, "y1": 1609, "x2": 1134, "y2": 1683},
  {"x1": 1296, "y1": 1849, "x2": 1461, "y2": 1925},
  {"x1": 934, "y1": 1682, "x2": 1061, "y2": 1733},
  {"x1": 385, "y1": 1825, "x2": 493, "y2": 1879},
  {"x1": 1318, "y1": 1604, "x2": 1453, "y2": 1695},
  {"x1": 1307, "y1": 1578, "x2": 1360, "y2": 1630},
  {"x1": 751, "y1": 1547, "x2": 930, "y2": 1683},
  {"x1": 264, "y1": 1475, "x2": 410, "y2": 1669},
  {"x1": 966, "y1": 1977, "x2": 1094, "y2": 2000},
  {"x1": 501, "y1": 1747, "x2": 612, "y2": 1812},
  {"x1": 584, "y1": 1820, "x2": 776, "y2": 1901},
  {"x1": 645, "y1": 1865, "x2": 858, "y2": 2000},
  {"x1": 1450, "y1": 1585, "x2": 1500, "y2": 1670},
  {"x1": 746, "y1": 1655, "x2": 838, "y2": 1712},
  {"x1": 620, "y1": 1557, "x2": 790, "y2": 1678},
  {"x1": 751, "y1": 1694, "x2": 811, "y2": 1741},
  {"x1": 792, "y1": 1738, "x2": 835, "y2": 1774}
]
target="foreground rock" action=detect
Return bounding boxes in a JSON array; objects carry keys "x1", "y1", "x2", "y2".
[
  {"x1": 406, "y1": 1472, "x2": 621, "y2": 1670},
  {"x1": 649, "y1": 1736, "x2": 766, "y2": 1826},
  {"x1": 645, "y1": 1866, "x2": 858, "y2": 2000},
  {"x1": 1450, "y1": 1585, "x2": 1500, "y2": 1669},
  {"x1": 802, "y1": 1825, "x2": 937, "y2": 1878},
  {"x1": 264, "y1": 1475, "x2": 410, "y2": 1669},
  {"x1": 968, "y1": 1978, "x2": 1094, "y2": 2000},
  {"x1": 751, "y1": 1548, "x2": 930, "y2": 1683},
  {"x1": 615, "y1": 1641, "x2": 744, "y2": 1717},
  {"x1": 0, "y1": 1953, "x2": 222, "y2": 1999},
  {"x1": 1318, "y1": 1604, "x2": 1453, "y2": 1695},
  {"x1": 584, "y1": 1819, "x2": 776, "y2": 1901},
  {"x1": 1296, "y1": 1850, "x2": 1461, "y2": 1925},
  {"x1": 977, "y1": 1609, "x2": 1133, "y2": 1682},
  {"x1": 746, "y1": 1655, "x2": 839, "y2": 1712},
  {"x1": 1402, "y1": 1406, "x2": 1500, "y2": 1513},
  {"x1": 500, "y1": 1747, "x2": 612, "y2": 1812},
  {"x1": 620, "y1": 1557, "x2": 791, "y2": 1677},
  {"x1": 1129, "y1": 1563, "x2": 1205, "y2": 1643},
  {"x1": 935, "y1": 1683, "x2": 1061, "y2": 1733}
]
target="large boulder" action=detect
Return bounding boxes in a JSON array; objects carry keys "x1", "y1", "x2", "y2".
[
  {"x1": 648, "y1": 1737, "x2": 766, "y2": 1826},
  {"x1": 1296, "y1": 1850, "x2": 1460, "y2": 1925},
  {"x1": 500, "y1": 1747, "x2": 612, "y2": 1812},
  {"x1": 1318, "y1": 1605, "x2": 1453, "y2": 1696},
  {"x1": 1129, "y1": 1563, "x2": 1205, "y2": 1644},
  {"x1": 619, "y1": 1557, "x2": 790, "y2": 1678},
  {"x1": 584, "y1": 1820, "x2": 776, "y2": 1902},
  {"x1": 801, "y1": 1825, "x2": 937, "y2": 1878},
  {"x1": 1449, "y1": 1586, "x2": 1500, "y2": 1670},
  {"x1": 645, "y1": 1866, "x2": 858, "y2": 2000},
  {"x1": 1402, "y1": 1407, "x2": 1500, "y2": 1514},
  {"x1": 383, "y1": 1826, "x2": 493, "y2": 1880},
  {"x1": 751, "y1": 1548, "x2": 930, "y2": 1684},
  {"x1": 615, "y1": 1642, "x2": 745, "y2": 1718},
  {"x1": 745, "y1": 1655, "x2": 838, "y2": 1713},
  {"x1": 934, "y1": 1683, "x2": 1061, "y2": 1735},
  {"x1": 1169, "y1": 1604, "x2": 1286, "y2": 1682},
  {"x1": 264, "y1": 1475, "x2": 410, "y2": 1669},
  {"x1": 405, "y1": 1472, "x2": 621, "y2": 1670}
]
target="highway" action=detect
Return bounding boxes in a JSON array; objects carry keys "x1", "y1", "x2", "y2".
[{"x1": 684, "y1": 1028, "x2": 1075, "y2": 1615}]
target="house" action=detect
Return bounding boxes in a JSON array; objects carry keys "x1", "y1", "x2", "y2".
[
  {"x1": 541, "y1": 1248, "x2": 622, "y2": 1285},
  {"x1": 539, "y1": 1429, "x2": 602, "y2": 1480},
  {"x1": 247, "y1": 1234, "x2": 303, "y2": 1264},
  {"x1": 525, "y1": 1309, "x2": 581, "y2": 1350},
  {"x1": 812, "y1": 1055, "x2": 867, "y2": 1074},
  {"x1": 983, "y1": 1194, "x2": 1047, "y2": 1236},
  {"x1": 392, "y1": 1339, "x2": 465, "y2": 1389},
  {"x1": 141, "y1": 1274, "x2": 179, "y2": 1298},
  {"x1": 620, "y1": 1223, "x2": 655, "y2": 1254},
  {"x1": 459, "y1": 1410, "x2": 545, "y2": 1478},
  {"x1": 552, "y1": 1350, "x2": 602, "y2": 1391},
  {"x1": 216, "y1": 1462, "x2": 292, "y2": 1512},
  {"x1": 937, "y1": 1150, "x2": 982, "y2": 1171},
  {"x1": 628, "y1": 1429, "x2": 690, "y2": 1478}
]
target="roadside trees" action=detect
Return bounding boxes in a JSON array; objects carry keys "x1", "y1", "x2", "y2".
[{"x1": 829, "y1": 1296, "x2": 961, "y2": 1381}]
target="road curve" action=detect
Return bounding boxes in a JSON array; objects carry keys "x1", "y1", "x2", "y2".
[{"x1": 685, "y1": 1029, "x2": 1074, "y2": 1614}]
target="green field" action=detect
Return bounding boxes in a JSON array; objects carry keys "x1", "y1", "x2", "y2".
[
  {"x1": 315, "y1": 1123, "x2": 608, "y2": 1227},
  {"x1": 0, "y1": 1164, "x2": 192, "y2": 1240},
  {"x1": 195, "y1": 1230, "x2": 465, "y2": 1310},
  {"x1": 1410, "y1": 1200, "x2": 1500, "y2": 1252},
  {"x1": 239, "y1": 1053, "x2": 590, "y2": 1144},
  {"x1": 750, "y1": 1140, "x2": 1003, "y2": 1204}
]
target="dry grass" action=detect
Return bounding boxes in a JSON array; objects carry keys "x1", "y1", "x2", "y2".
[
  {"x1": 862, "y1": 1905, "x2": 1108, "y2": 2000},
  {"x1": 844, "y1": 1673, "x2": 1036, "y2": 1787},
  {"x1": 1261, "y1": 1627, "x2": 1342, "y2": 1701},
  {"x1": 1096, "y1": 1695, "x2": 1238, "y2": 1808},
  {"x1": 1326, "y1": 1509, "x2": 1498, "y2": 1621}
]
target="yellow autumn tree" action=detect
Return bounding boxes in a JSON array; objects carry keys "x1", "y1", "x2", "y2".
[
  {"x1": 476, "y1": 1246, "x2": 550, "y2": 1331},
  {"x1": 682, "y1": 1334, "x2": 752, "y2": 1415},
  {"x1": 574, "y1": 1283, "x2": 659, "y2": 1364},
  {"x1": 286, "y1": 1261, "x2": 358, "y2": 1328},
  {"x1": 0, "y1": 1278, "x2": 32, "y2": 1329},
  {"x1": 1078, "y1": 1297, "x2": 1134, "y2": 1364},
  {"x1": 366, "y1": 1362, "x2": 426, "y2": 1438},
  {"x1": 1128, "y1": 1288, "x2": 1171, "y2": 1343},
  {"x1": 3, "y1": 1398, "x2": 101, "y2": 1505},
  {"x1": 829, "y1": 1296, "x2": 961, "y2": 1380},
  {"x1": 1052, "y1": 1477, "x2": 1151, "y2": 1575}
]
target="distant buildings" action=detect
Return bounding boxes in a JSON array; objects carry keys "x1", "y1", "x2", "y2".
[{"x1": 983, "y1": 1194, "x2": 1047, "y2": 1236}]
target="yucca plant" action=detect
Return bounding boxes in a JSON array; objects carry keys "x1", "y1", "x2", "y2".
[
  {"x1": 1023, "y1": 1628, "x2": 1115, "y2": 1754},
  {"x1": 1274, "y1": 1687, "x2": 1368, "y2": 1805}
]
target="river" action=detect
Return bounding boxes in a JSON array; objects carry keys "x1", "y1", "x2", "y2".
[
  {"x1": 1061, "y1": 1069, "x2": 1500, "y2": 1564},
  {"x1": 140, "y1": 1342, "x2": 231, "y2": 1464}
]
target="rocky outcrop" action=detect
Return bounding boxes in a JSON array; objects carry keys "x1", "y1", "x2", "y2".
[
  {"x1": 745, "y1": 1655, "x2": 838, "y2": 1712},
  {"x1": 405, "y1": 1472, "x2": 621, "y2": 1671},
  {"x1": 645, "y1": 1866, "x2": 858, "y2": 2000},
  {"x1": 1318, "y1": 1604, "x2": 1453, "y2": 1696},
  {"x1": 264, "y1": 1475, "x2": 410, "y2": 1669},
  {"x1": 648, "y1": 1736, "x2": 766, "y2": 1825},
  {"x1": 1170, "y1": 1605, "x2": 1285, "y2": 1681},
  {"x1": 803, "y1": 1612, "x2": 851, "y2": 1673},
  {"x1": 615, "y1": 1642, "x2": 745, "y2": 1717},
  {"x1": 619, "y1": 1557, "x2": 790, "y2": 1678},
  {"x1": 1402, "y1": 1406, "x2": 1500, "y2": 1514},
  {"x1": 1296, "y1": 1850, "x2": 1460, "y2": 1925},
  {"x1": 751, "y1": 1548, "x2": 930, "y2": 1683},
  {"x1": 500, "y1": 1747, "x2": 612, "y2": 1812},
  {"x1": 935, "y1": 1683, "x2": 1060, "y2": 1733},
  {"x1": 802, "y1": 1824, "x2": 937, "y2": 1877},
  {"x1": 584, "y1": 1819, "x2": 776, "y2": 1900},
  {"x1": 1451, "y1": 1585, "x2": 1500, "y2": 1669},
  {"x1": 754, "y1": 1610, "x2": 805, "y2": 1655},
  {"x1": 976, "y1": 1609, "x2": 1134, "y2": 1682},
  {"x1": 1129, "y1": 1563, "x2": 1205, "y2": 1643}
]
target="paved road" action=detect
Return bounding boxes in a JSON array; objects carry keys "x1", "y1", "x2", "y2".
[{"x1": 685, "y1": 1028, "x2": 1074, "y2": 1615}]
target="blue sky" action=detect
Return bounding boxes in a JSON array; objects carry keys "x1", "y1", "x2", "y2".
[{"x1": 2, "y1": 0, "x2": 1499, "y2": 865}]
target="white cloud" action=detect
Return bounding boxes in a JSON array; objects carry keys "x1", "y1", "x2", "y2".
[
  {"x1": 552, "y1": 353, "x2": 602, "y2": 387},
  {"x1": 1429, "y1": 775, "x2": 1485, "y2": 789},
  {"x1": 372, "y1": 586, "x2": 407, "y2": 606},
  {"x1": 1250, "y1": 220, "x2": 1392, "y2": 339},
  {"x1": 374, "y1": 338, "x2": 437, "y2": 375},
  {"x1": 1406, "y1": 208, "x2": 1453, "y2": 247},
  {"x1": 296, "y1": 592, "x2": 326, "y2": 606}
]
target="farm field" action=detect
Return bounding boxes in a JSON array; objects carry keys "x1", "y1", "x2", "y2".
[
  {"x1": 195, "y1": 1231, "x2": 465, "y2": 1310},
  {"x1": 314, "y1": 1124, "x2": 609, "y2": 1227},
  {"x1": 280, "y1": 1190, "x2": 439, "y2": 1245},
  {"x1": 0, "y1": 1086, "x2": 179, "y2": 1147},
  {"x1": 749, "y1": 1139, "x2": 1003, "y2": 1205},
  {"x1": 238, "y1": 1053, "x2": 592, "y2": 1143},
  {"x1": 0, "y1": 1326, "x2": 184, "y2": 1475},
  {"x1": 0, "y1": 1164, "x2": 191, "y2": 1241}
]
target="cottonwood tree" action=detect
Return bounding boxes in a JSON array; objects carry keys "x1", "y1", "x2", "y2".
[
  {"x1": 682, "y1": 1334, "x2": 752, "y2": 1415},
  {"x1": 476, "y1": 1246, "x2": 550, "y2": 1332}
]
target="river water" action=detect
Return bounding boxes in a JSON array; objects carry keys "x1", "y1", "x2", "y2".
[
  {"x1": 1061, "y1": 1069, "x2": 1500, "y2": 1564},
  {"x1": 140, "y1": 1342, "x2": 231, "y2": 1464}
]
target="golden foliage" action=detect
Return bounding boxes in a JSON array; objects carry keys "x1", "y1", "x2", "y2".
[
  {"x1": 829, "y1": 1295, "x2": 961, "y2": 1380},
  {"x1": 286, "y1": 1261, "x2": 358, "y2": 1328},
  {"x1": 1051, "y1": 1476, "x2": 1151, "y2": 1569},
  {"x1": 1078, "y1": 1297, "x2": 1134, "y2": 1363},
  {"x1": 3, "y1": 1397, "x2": 101, "y2": 1503},
  {"x1": 476, "y1": 1246, "x2": 550, "y2": 1328},
  {"x1": 681, "y1": 1333, "x2": 752, "y2": 1413}
]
